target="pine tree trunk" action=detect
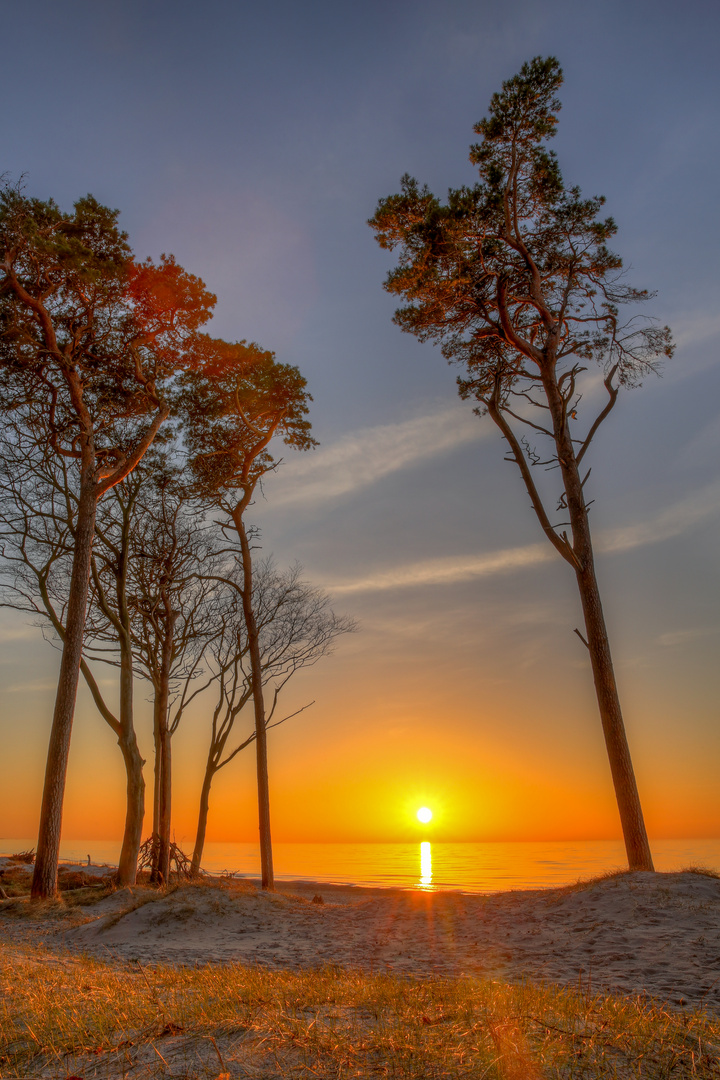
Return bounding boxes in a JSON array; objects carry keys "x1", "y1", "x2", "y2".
[
  {"x1": 543, "y1": 369, "x2": 654, "y2": 872},
  {"x1": 32, "y1": 482, "x2": 98, "y2": 899},
  {"x1": 116, "y1": 736, "x2": 145, "y2": 886},
  {"x1": 574, "y1": 558, "x2": 653, "y2": 869},
  {"x1": 150, "y1": 694, "x2": 162, "y2": 883},
  {"x1": 158, "y1": 717, "x2": 172, "y2": 884},
  {"x1": 191, "y1": 761, "x2": 215, "y2": 876},
  {"x1": 156, "y1": 602, "x2": 176, "y2": 885},
  {"x1": 116, "y1": 636, "x2": 144, "y2": 885},
  {"x1": 235, "y1": 515, "x2": 274, "y2": 891}
]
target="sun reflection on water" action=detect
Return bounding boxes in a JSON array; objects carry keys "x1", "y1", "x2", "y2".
[{"x1": 419, "y1": 841, "x2": 433, "y2": 887}]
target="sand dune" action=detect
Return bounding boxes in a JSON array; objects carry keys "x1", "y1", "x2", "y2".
[{"x1": 28, "y1": 869, "x2": 716, "y2": 1012}]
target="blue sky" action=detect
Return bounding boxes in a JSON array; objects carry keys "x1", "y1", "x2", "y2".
[{"x1": 0, "y1": 0, "x2": 718, "y2": 845}]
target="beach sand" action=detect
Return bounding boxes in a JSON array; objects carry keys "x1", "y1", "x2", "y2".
[{"x1": 2, "y1": 865, "x2": 719, "y2": 1013}]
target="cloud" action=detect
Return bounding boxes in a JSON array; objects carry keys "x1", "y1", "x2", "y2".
[
  {"x1": 672, "y1": 311, "x2": 720, "y2": 351},
  {"x1": 597, "y1": 480, "x2": 720, "y2": 554},
  {"x1": 267, "y1": 404, "x2": 489, "y2": 506},
  {"x1": 657, "y1": 627, "x2": 716, "y2": 648},
  {"x1": 5, "y1": 679, "x2": 58, "y2": 693},
  {"x1": 322, "y1": 481, "x2": 720, "y2": 595},
  {"x1": 326, "y1": 543, "x2": 553, "y2": 594},
  {"x1": 0, "y1": 625, "x2": 39, "y2": 645},
  {"x1": 659, "y1": 310, "x2": 720, "y2": 383}
]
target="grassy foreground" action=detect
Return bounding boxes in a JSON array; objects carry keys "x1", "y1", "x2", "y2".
[{"x1": 1, "y1": 943, "x2": 719, "y2": 1079}]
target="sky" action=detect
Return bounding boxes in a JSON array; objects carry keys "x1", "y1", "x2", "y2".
[{"x1": 0, "y1": 0, "x2": 718, "y2": 852}]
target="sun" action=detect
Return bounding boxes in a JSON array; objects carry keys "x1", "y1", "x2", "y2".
[{"x1": 416, "y1": 806, "x2": 433, "y2": 824}]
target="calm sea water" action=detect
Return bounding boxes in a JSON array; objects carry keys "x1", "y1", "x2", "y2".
[{"x1": 2, "y1": 838, "x2": 719, "y2": 892}]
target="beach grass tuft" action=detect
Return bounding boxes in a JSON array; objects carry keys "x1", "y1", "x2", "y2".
[
  {"x1": 1, "y1": 943, "x2": 719, "y2": 1078},
  {"x1": 680, "y1": 865, "x2": 720, "y2": 880}
]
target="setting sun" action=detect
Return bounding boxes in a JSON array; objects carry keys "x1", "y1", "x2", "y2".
[{"x1": 416, "y1": 806, "x2": 433, "y2": 824}]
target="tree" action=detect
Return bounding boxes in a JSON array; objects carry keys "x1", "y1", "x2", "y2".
[
  {"x1": 369, "y1": 57, "x2": 673, "y2": 872},
  {"x1": 85, "y1": 468, "x2": 151, "y2": 886},
  {"x1": 80, "y1": 459, "x2": 225, "y2": 885},
  {"x1": 0, "y1": 184, "x2": 215, "y2": 896},
  {"x1": 181, "y1": 338, "x2": 315, "y2": 889},
  {"x1": 190, "y1": 559, "x2": 354, "y2": 875},
  {"x1": 117, "y1": 467, "x2": 221, "y2": 884},
  {"x1": 0, "y1": 435, "x2": 146, "y2": 886}
]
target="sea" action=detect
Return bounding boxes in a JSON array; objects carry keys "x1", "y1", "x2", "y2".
[{"x1": 2, "y1": 838, "x2": 719, "y2": 892}]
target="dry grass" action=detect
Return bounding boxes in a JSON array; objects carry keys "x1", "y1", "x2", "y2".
[
  {"x1": 0, "y1": 877, "x2": 260, "y2": 930},
  {"x1": 679, "y1": 867, "x2": 720, "y2": 880},
  {"x1": 0, "y1": 865, "x2": 119, "y2": 904},
  {"x1": 2, "y1": 869, "x2": 720, "y2": 1076},
  {"x1": 0, "y1": 882, "x2": 117, "y2": 916},
  {"x1": 1, "y1": 943, "x2": 719, "y2": 1079},
  {"x1": 548, "y1": 865, "x2": 720, "y2": 899}
]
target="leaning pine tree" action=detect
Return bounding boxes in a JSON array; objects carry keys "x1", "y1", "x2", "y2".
[{"x1": 369, "y1": 57, "x2": 673, "y2": 872}]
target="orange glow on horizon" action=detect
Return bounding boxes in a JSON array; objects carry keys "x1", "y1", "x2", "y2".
[{"x1": 1, "y1": 639, "x2": 719, "y2": 849}]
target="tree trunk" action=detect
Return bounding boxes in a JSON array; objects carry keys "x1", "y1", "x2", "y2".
[
  {"x1": 158, "y1": 716, "x2": 172, "y2": 884},
  {"x1": 116, "y1": 733, "x2": 145, "y2": 886},
  {"x1": 150, "y1": 694, "x2": 163, "y2": 883},
  {"x1": 116, "y1": 635, "x2": 144, "y2": 885},
  {"x1": 575, "y1": 558, "x2": 653, "y2": 870},
  {"x1": 32, "y1": 481, "x2": 98, "y2": 899},
  {"x1": 113, "y1": 493, "x2": 145, "y2": 886},
  {"x1": 235, "y1": 515, "x2": 274, "y2": 890},
  {"x1": 543, "y1": 368, "x2": 654, "y2": 872},
  {"x1": 191, "y1": 759, "x2": 216, "y2": 876},
  {"x1": 155, "y1": 602, "x2": 177, "y2": 885}
]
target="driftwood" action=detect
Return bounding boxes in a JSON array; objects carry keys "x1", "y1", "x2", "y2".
[
  {"x1": 8, "y1": 849, "x2": 35, "y2": 864},
  {"x1": 137, "y1": 837, "x2": 193, "y2": 881}
]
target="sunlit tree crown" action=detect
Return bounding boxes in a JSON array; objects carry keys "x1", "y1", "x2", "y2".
[
  {"x1": 180, "y1": 337, "x2": 315, "y2": 499},
  {"x1": 369, "y1": 56, "x2": 672, "y2": 403}
]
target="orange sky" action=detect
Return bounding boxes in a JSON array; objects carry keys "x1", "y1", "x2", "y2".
[{"x1": 1, "y1": 547, "x2": 718, "y2": 849}]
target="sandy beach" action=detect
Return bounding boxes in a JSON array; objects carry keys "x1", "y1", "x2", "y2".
[{"x1": 2, "y1": 864, "x2": 719, "y2": 1014}]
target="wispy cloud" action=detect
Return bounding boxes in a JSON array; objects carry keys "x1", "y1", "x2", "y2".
[
  {"x1": 5, "y1": 679, "x2": 58, "y2": 693},
  {"x1": 323, "y1": 481, "x2": 720, "y2": 595},
  {"x1": 659, "y1": 310, "x2": 720, "y2": 383},
  {"x1": 0, "y1": 625, "x2": 41, "y2": 645},
  {"x1": 268, "y1": 405, "x2": 489, "y2": 506},
  {"x1": 657, "y1": 627, "x2": 717, "y2": 648},
  {"x1": 326, "y1": 543, "x2": 553, "y2": 594},
  {"x1": 672, "y1": 310, "x2": 720, "y2": 351},
  {"x1": 597, "y1": 480, "x2": 720, "y2": 554}
]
